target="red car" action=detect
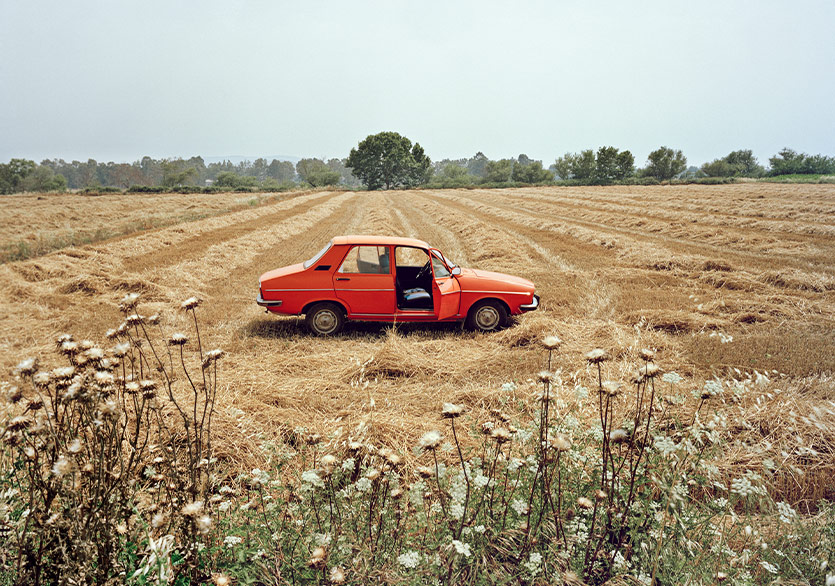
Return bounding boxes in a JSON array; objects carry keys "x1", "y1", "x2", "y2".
[{"x1": 257, "y1": 235, "x2": 538, "y2": 335}]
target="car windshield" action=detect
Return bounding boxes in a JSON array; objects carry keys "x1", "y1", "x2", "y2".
[
  {"x1": 303, "y1": 241, "x2": 332, "y2": 269},
  {"x1": 431, "y1": 249, "x2": 456, "y2": 269}
]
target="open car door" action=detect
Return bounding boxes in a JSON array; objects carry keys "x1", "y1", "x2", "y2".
[{"x1": 429, "y1": 249, "x2": 461, "y2": 320}]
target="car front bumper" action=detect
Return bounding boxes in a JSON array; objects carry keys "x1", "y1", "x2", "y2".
[
  {"x1": 256, "y1": 293, "x2": 283, "y2": 308},
  {"x1": 520, "y1": 294, "x2": 539, "y2": 312}
]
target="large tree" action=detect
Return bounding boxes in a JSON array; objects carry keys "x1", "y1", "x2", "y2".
[
  {"x1": 644, "y1": 146, "x2": 687, "y2": 180},
  {"x1": 346, "y1": 132, "x2": 431, "y2": 190}
]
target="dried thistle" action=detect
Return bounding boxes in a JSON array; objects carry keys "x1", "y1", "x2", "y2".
[{"x1": 585, "y1": 349, "x2": 609, "y2": 364}]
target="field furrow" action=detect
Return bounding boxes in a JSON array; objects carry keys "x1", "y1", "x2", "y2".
[{"x1": 1, "y1": 184, "x2": 833, "y2": 466}]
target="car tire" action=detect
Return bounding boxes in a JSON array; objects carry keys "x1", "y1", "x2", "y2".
[
  {"x1": 305, "y1": 302, "x2": 345, "y2": 336},
  {"x1": 466, "y1": 300, "x2": 507, "y2": 332}
]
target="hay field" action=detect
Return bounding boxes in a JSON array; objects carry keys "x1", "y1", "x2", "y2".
[{"x1": 1, "y1": 184, "x2": 833, "y2": 500}]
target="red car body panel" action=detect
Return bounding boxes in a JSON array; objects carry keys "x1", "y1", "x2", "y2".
[{"x1": 257, "y1": 235, "x2": 538, "y2": 323}]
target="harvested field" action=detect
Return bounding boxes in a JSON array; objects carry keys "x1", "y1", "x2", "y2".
[{"x1": 2, "y1": 183, "x2": 834, "y2": 501}]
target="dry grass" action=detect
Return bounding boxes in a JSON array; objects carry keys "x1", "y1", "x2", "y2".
[{"x1": 1, "y1": 183, "x2": 833, "y2": 503}]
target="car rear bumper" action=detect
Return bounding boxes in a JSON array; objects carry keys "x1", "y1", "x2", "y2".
[
  {"x1": 520, "y1": 294, "x2": 539, "y2": 312},
  {"x1": 256, "y1": 293, "x2": 283, "y2": 308}
]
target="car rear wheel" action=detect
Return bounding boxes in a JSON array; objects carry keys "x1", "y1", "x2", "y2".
[
  {"x1": 306, "y1": 302, "x2": 345, "y2": 336},
  {"x1": 466, "y1": 300, "x2": 507, "y2": 332}
]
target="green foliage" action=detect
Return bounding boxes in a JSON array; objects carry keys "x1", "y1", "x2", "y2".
[
  {"x1": 346, "y1": 131, "x2": 432, "y2": 190},
  {"x1": 594, "y1": 146, "x2": 619, "y2": 183},
  {"x1": 428, "y1": 163, "x2": 475, "y2": 188},
  {"x1": 643, "y1": 146, "x2": 687, "y2": 180},
  {"x1": 702, "y1": 149, "x2": 764, "y2": 177},
  {"x1": 511, "y1": 159, "x2": 553, "y2": 183},
  {"x1": 213, "y1": 172, "x2": 258, "y2": 189},
  {"x1": 483, "y1": 159, "x2": 514, "y2": 183},
  {"x1": 0, "y1": 159, "x2": 36, "y2": 194},
  {"x1": 768, "y1": 148, "x2": 835, "y2": 176},
  {"x1": 296, "y1": 158, "x2": 341, "y2": 187},
  {"x1": 161, "y1": 160, "x2": 199, "y2": 187},
  {"x1": 555, "y1": 148, "x2": 634, "y2": 184}
]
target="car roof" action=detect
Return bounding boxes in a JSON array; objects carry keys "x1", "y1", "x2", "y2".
[{"x1": 332, "y1": 235, "x2": 430, "y2": 248}]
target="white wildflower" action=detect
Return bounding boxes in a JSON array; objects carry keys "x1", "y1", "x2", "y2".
[
  {"x1": 511, "y1": 498, "x2": 529, "y2": 516},
  {"x1": 301, "y1": 469, "x2": 324, "y2": 488},
  {"x1": 223, "y1": 535, "x2": 242, "y2": 548},
  {"x1": 397, "y1": 550, "x2": 421, "y2": 569},
  {"x1": 759, "y1": 560, "x2": 779, "y2": 574},
  {"x1": 661, "y1": 372, "x2": 682, "y2": 385},
  {"x1": 451, "y1": 539, "x2": 471, "y2": 557}
]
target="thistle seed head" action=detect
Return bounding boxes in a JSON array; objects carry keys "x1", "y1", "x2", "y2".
[
  {"x1": 52, "y1": 366, "x2": 75, "y2": 380},
  {"x1": 125, "y1": 314, "x2": 144, "y2": 326},
  {"x1": 7, "y1": 415, "x2": 32, "y2": 432},
  {"x1": 441, "y1": 402, "x2": 465, "y2": 419},
  {"x1": 329, "y1": 566, "x2": 346, "y2": 584},
  {"x1": 585, "y1": 349, "x2": 609, "y2": 364},
  {"x1": 490, "y1": 427, "x2": 511, "y2": 444},
  {"x1": 168, "y1": 332, "x2": 188, "y2": 346},
  {"x1": 307, "y1": 546, "x2": 327, "y2": 568},
  {"x1": 181, "y1": 501, "x2": 203, "y2": 516},
  {"x1": 181, "y1": 296, "x2": 202, "y2": 311},
  {"x1": 418, "y1": 430, "x2": 443, "y2": 451},
  {"x1": 537, "y1": 370, "x2": 554, "y2": 384},
  {"x1": 15, "y1": 358, "x2": 38, "y2": 376},
  {"x1": 550, "y1": 434, "x2": 571, "y2": 452},
  {"x1": 541, "y1": 335, "x2": 562, "y2": 350},
  {"x1": 577, "y1": 497, "x2": 594, "y2": 510},
  {"x1": 639, "y1": 348, "x2": 655, "y2": 361},
  {"x1": 119, "y1": 292, "x2": 141, "y2": 310},
  {"x1": 33, "y1": 371, "x2": 51, "y2": 387},
  {"x1": 643, "y1": 363, "x2": 663, "y2": 378},
  {"x1": 609, "y1": 428, "x2": 629, "y2": 444},
  {"x1": 602, "y1": 381, "x2": 622, "y2": 397}
]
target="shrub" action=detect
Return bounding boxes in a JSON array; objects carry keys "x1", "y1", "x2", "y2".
[
  {"x1": 0, "y1": 295, "x2": 221, "y2": 584},
  {"x1": 127, "y1": 185, "x2": 167, "y2": 193}
]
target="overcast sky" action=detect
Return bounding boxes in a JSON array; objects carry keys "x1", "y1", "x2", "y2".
[{"x1": 1, "y1": 0, "x2": 833, "y2": 167}]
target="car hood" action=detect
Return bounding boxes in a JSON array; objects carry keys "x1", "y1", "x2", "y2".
[
  {"x1": 260, "y1": 263, "x2": 305, "y2": 283},
  {"x1": 456, "y1": 267, "x2": 535, "y2": 291}
]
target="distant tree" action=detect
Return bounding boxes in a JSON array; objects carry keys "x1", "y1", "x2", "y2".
[
  {"x1": 467, "y1": 152, "x2": 490, "y2": 178},
  {"x1": 572, "y1": 150, "x2": 596, "y2": 181},
  {"x1": 439, "y1": 163, "x2": 473, "y2": 181},
  {"x1": 516, "y1": 153, "x2": 533, "y2": 167},
  {"x1": 768, "y1": 148, "x2": 835, "y2": 175},
  {"x1": 161, "y1": 160, "x2": 198, "y2": 187},
  {"x1": 484, "y1": 159, "x2": 514, "y2": 183},
  {"x1": 511, "y1": 159, "x2": 552, "y2": 183},
  {"x1": 0, "y1": 159, "x2": 36, "y2": 194},
  {"x1": 594, "y1": 146, "x2": 619, "y2": 184},
  {"x1": 644, "y1": 147, "x2": 687, "y2": 180},
  {"x1": 20, "y1": 165, "x2": 67, "y2": 192},
  {"x1": 615, "y1": 150, "x2": 635, "y2": 180},
  {"x1": 267, "y1": 159, "x2": 296, "y2": 183},
  {"x1": 702, "y1": 149, "x2": 764, "y2": 177},
  {"x1": 346, "y1": 132, "x2": 431, "y2": 190},
  {"x1": 296, "y1": 158, "x2": 341, "y2": 187},
  {"x1": 554, "y1": 153, "x2": 575, "y2": 180},
  {"x1": 213, "y1": 172, "x2": 257, "y2": 189}
]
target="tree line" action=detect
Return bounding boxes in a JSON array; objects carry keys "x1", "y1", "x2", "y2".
[{"x1": 2, "y1": 135, "x2": 834, "y2": 194}]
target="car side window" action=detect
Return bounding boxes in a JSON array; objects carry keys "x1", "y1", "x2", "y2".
[
  {"x1": 338, "y1": 246, "x2": 390, "y2": 274},
  {"x1": 395, "y1": 246, "x2": 430, "y2": 267}
]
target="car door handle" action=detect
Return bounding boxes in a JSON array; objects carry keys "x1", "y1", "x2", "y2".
[{"x1": 336, "y1": 277, "x2": 350, "y2": 281}]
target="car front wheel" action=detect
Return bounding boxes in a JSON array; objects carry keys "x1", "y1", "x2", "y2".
[
  {"x1": 466, "y1": 300, "x2": 507, "y2": 332},
  {"x1": 305, "y1": 302, "x2": 345, "y2": 336}
]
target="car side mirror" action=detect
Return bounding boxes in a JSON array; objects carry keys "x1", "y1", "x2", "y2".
[{"x1": 451, "y1": 266, "x2": 461, "y2": 276}]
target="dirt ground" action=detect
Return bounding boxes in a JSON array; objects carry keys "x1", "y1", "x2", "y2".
[{"x1": 1, "y1": 184, "x2": 833, "y2": 498}]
